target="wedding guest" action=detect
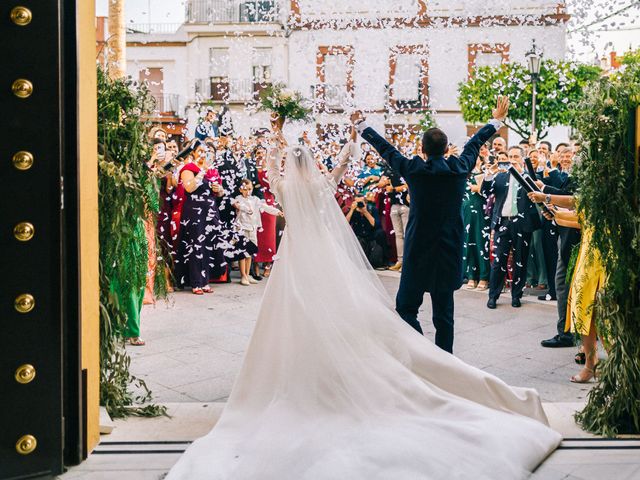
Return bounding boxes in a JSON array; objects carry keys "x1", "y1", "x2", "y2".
[
  {"x1": 537, "y1": 169, "x2": 580, "y2": 348},
  {"x1": 491, "y1": 136, "x2": 506, "y2": 156},
  {"x1": 195, "y1": 107, "x2": 219, "y2": 140},
  {"x1": 462, "y1": 157, "x2": 490, "y2": 290},
  {"x1": 254, "y1": 147, "x2": 278, "y2": 279},
  {"x1": 526, "y1": 148, "x2": 548, "y2": 292},
  {"x1": 232, "y1": 179, "x2": 282, "y2": 286},
  {"x1": 245, "y1": 146, "x2": 265, "y2": 200},
  {"x1": 530, "y1": 147, "x2": 558, "y2": 302},
  {"x1": 346, "y1": 193, "x2": 388, "y2": 269},
  {"x1": 356, "y1": 152, "x2": 382, "y2": 195},
  {"x1": 529, "y1": 192, "x2": 604, "y2": 383},
  {"x1": 381, "y1": 167, "x2": 410, "y2": 272},
  {"x1": 166, "y1": 136, "x2": 180, "y2": 155},
  {"x1": 149, "y1": 126, "x2": 167, "y2": 142},
  {"x1": 174, "y1": 139, "x2": 225, "y2": 294},
  {"x1": 482, "y1": 146, "x2": 541, "y2": 309}
]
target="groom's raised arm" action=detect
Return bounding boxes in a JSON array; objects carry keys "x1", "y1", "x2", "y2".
[
  {"x1": 459, "y1": 96, "x2": 510, "y2": 172},
  {"x1": 458, "y1": 120, "x2": 502, "y2": 172}
]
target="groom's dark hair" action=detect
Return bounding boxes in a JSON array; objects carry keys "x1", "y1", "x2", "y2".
[{"x1": 422, "y1": 128, "x2": 448, "y2": 157}]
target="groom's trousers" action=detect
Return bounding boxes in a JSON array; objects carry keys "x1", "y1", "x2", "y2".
[{"x1": 396, "y1": 283, "x2": 455, "y2": 354}]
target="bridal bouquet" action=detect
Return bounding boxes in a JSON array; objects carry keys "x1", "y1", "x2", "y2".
[{"x1": 259, "y1": 83, "x2": 313, "y2": 127}]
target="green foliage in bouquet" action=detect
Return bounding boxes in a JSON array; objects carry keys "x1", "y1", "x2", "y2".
[
  {"x1": 572, "y1": 51, "x2": 640, "y2": 436},
  {"x1": 458, "y1": 60, "x2": 601, "y2": 139},
  {"x1": 98, "y1": 68, "x2": 169, "y2": 418},
  {"x1": 259, "y1": 82, "x2": 313, "y2": 122}
]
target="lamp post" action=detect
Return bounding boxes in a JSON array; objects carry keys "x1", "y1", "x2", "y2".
[{"x1": 525, "y1": 39, "x2": 542, "y2": 143}]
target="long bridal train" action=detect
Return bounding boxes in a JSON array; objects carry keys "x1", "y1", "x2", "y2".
[{"x1": 166, "y1": 141, "x2": 561, "y2": 480}]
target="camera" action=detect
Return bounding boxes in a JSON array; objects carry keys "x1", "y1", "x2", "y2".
[{"x1": 357, "y1": 201, "x2": 365, "y2": 209}]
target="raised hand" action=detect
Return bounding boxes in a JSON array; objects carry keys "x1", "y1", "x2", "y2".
[
  {"x1": 270, "y1": 113, "x2": 284, "y2": 132},
  {"x1": 492, "y1": 96, "x2": 509, "y2": 122},
  {"x1": 350, "y1": 110, "x2": 365, "y2": 124}
]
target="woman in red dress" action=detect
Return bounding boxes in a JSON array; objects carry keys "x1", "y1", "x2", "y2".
[{"x1": 254, "y1": 148, "x2": 279, "y2": 278}]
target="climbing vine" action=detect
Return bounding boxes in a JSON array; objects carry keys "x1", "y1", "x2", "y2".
[
  {"x1": 98, "y1": 68, "x2": 169, "y2": 418},
  {"x1": 572, "y1": 53, "x2": 640, "y2": 436}
]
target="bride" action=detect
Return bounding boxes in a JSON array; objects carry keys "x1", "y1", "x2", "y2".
[{"x1": 166, "y1": 120, "x2": 561, "y2": 480}]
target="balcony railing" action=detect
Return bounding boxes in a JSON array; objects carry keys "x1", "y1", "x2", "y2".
[
  {"x1": 194, "y1": 78, "x2": 271, "y2": 103},
  {"x1": 312, "y1": 84, "x2": 354, "y2": 111},
  {"x1": 186, "y1": 0, "x2": 280, "y2": 24},
  {"x1": 149, "y1": 94, "x2": 182, "y2": 116},
  {"x1": 126, "y1": 23, "x2": 182, "y2": 34}
]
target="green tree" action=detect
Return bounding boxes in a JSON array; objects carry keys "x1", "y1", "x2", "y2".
[
  {"x1": 417, "y1": 108, "x2": 438, "y2": 132},
  {"x1": 458, "y1": 60, "x2": 601, "y2": 139}
]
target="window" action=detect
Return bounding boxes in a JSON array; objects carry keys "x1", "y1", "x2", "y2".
[
  {"x1": 388, "y1": 45, "x2": 428, "y2": 112},
  {"x1": 468, "y1": 43, "x2": 509, "y2": 77},
  {"x1": 252, "y1": 47, "x2": 273, "y2": 96},
  {"x1": 316, "y1": 46, "x2": 354, "y2": 112},
  {"x1": 209, "y1": 48, "x2": 230, "y2": 101}
]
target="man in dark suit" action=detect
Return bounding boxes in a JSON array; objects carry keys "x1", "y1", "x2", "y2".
[
  {"x1": 482, "y1": 146, "x2": 541, "y2": 309},
  {"x1": 536, "y1": 173, "x2": 580, "y2": 348},
  {"x1": 350, "y1": 96, "x2": 510, "y2": 354}
]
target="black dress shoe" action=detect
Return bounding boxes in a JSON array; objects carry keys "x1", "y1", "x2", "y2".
[
  {"x1": 250, "y1": 273, "x2": 263, "y2": 282},
  {"x1": 540, "y1": 335, "x2": 574, "y2": 348},
  {"x1": 538, "y1": 294, "x2": 557, "y2": 301},
  {"x1": 511, "y1": 298, "x2": 522, "y2": 308},
  {"x1": 487, "y1": 298, "x2": 497, "y2": 309}
]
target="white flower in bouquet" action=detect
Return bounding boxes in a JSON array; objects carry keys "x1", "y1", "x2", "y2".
[{"x1": 280, "y1": 89, "x2": 295, "y2": 100}]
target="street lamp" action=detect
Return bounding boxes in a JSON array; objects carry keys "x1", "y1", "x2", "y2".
[{"x1": 525, "y1": 39, "x2": 542, "y2": 143}]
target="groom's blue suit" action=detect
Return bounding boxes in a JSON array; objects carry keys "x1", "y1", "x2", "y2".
[{"x1": 360, "y1": 120, "x2": 500, "y2": 353}]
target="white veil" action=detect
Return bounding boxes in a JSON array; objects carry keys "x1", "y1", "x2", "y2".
[{"x1": 275, "y1": 144, "x2": 391, "y2": 307}]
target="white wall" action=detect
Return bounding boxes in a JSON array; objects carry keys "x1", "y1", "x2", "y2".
[{"x1": 288, "y1": 22, "x2": 567, "y2": 145}]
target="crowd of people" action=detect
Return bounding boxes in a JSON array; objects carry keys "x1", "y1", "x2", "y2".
[{"x1": 134, "y1": 106, "x2": 596, "y2": 384}]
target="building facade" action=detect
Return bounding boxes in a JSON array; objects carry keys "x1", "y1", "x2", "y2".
[{"x1": 123, "y1": 0, "x2": 570, "y2": 145}]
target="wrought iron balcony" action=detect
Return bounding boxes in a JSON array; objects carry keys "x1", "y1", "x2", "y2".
[
  {"x1": 186, "y1": 0, "x2": 280, "y2": 24},
  {"x1": 126, "y1": 23, "x2": 182, "y2": 34},
  {"x1": 194, "y1": 78, "x2": 272, "y2": 103},
  {"x1": 312, "y1": 84, "x2": 354, "y2": 112},
  {"x1": 149, "y1": 94, "x2": 182, "y2": 116}
]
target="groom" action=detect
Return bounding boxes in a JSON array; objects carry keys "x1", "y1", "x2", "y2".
[{"x1": 352, "y1": 96, "x2": 509, "y2": 353}]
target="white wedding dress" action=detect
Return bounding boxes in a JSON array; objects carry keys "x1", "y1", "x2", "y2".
[{"x1": 166, "y1": 143, "x2": 561, "y2": 480}]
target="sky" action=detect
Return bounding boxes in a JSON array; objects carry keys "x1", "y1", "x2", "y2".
[{"x1": 95, "y1": 0, "x2": 640, "y2": 61}]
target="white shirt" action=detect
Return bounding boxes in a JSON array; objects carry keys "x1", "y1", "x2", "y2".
[
  {"x1": 501, "y1": 174, "x2": 520, "y2": 218},
  {"x1": 232, "y1": 195, "x2": 280, "y2": 232}
]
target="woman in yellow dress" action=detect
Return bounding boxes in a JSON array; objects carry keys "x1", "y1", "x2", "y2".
[{"x1": 528, "y1": 192, "x2": 606, "y2": 384}]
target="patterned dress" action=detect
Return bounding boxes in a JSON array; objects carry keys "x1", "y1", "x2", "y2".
[{"x1": 173, "y1": 163, "x2": 226, "y2": 288}]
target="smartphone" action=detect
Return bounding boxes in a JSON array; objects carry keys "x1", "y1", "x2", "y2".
[{"x1": 155, "y1": 143, "x2": 166, "y2": 160}]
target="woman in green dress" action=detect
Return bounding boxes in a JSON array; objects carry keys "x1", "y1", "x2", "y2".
[{"x1": 462, "y1": 155, "x2": 491, "y2": 290}]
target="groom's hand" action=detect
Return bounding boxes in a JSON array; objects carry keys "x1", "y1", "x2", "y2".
[
  {"x1": 350, "y1": 110, "x2": 365, "y2": 125},
  {"x1": 492, "y1": 96, "x2": 509, "y2": 122}
]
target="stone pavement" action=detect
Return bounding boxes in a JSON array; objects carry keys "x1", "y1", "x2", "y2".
[
  {"x1": 59, "y1": 271, "x2": 640, "y2": 479},
  {"x1": 128, "y1": 271, "x2": 597, "y2": 404}
]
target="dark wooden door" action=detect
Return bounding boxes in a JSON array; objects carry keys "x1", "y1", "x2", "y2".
[{"x1": 1, "y1": 1, "x2": 81, "y2": 478}]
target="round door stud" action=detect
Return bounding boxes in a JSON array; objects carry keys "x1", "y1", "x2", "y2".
[
  {"x1": 14, "y1": 222, "x2": 35, "y2": 242},
  {"x1": 12, "y1": 79, "x2": 33, "y2": 99},
  {"x1": 12, "y1": 151, "x2": 34, "y2": 170},
  {"x1": 15, "y1": 435, "x2": 37, "y2": 455},
  {"x1": 15, "y1": 364, "x2": 36, "y2": 384},
  {"x1": 14, "y1": 294, "x2": 35, "y2": 314},
  {"x1": 10, "y1": 6, "x2": 32, "y2": 26}
]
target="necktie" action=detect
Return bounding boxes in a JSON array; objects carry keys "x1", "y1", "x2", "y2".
[{"x1": 508, "y1": 176, "x2": 519, "y2": 217}]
